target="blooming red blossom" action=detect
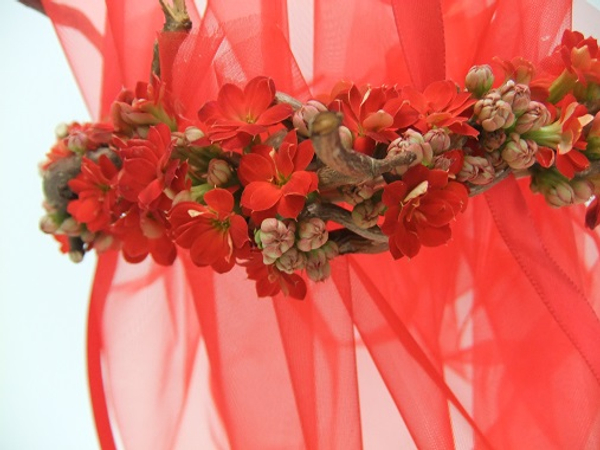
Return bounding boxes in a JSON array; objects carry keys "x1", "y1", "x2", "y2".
[
  {"x1": 111, "y1": 205, "x2": 177, "y2": 266},
  {"x1": 170, "y1": 189, "x2": 249, "y2": 273},
  {"x1": 402, "y1": 80, "x2": 478, "y2": 137},
  {"x1": 198, "y1": 76, "x2": 293, "y2": 150},
  {"x1": 111, "y1": 77, "x2": 178, "y2": 136},
  {"x1": 67, "y1": 155, "x2": 120, "y2": 232},
  {"x1": 328, "y1": 83, "x2": 419, "y2": 154},
  {"x1": 244, "y1": 250, "x2": 307, "y2": 299},
  {"x1": 381, "y1": 165, "x2": 469, "y2": 259},
  {"x1": 239, "y1": 131, "x2": 318, "y2": 222},
  {"x1": 116, "y1": 123, "x2": 189, "y2": 211}
]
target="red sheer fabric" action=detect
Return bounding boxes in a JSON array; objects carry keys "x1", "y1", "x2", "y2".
[{"x1": 42, "y1": 0, "x2": 600, "y2": 448}]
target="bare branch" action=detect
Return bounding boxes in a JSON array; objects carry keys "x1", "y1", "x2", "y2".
[
  {"x1": 18, "y1": 0, "x2": 46, "y2": 15},
  {"x1": 328, "y1": 229, "x2": 389, "y2": 255},
  {"x1": 275, "y1": 92, "x2": 303, "y2": 111},
  {"x1": 304, "y1": 202, "x2": 388, "y2": 243},
  {"x1": 310, "y1": 111, "x2": 415, "y2": 180}
]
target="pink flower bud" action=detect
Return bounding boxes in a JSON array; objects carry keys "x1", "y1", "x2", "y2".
[
  {"x1": 571, "y1": 179, "x2": 594, "y2": 203},
  {"x1": 481, "y1": 130, "x2": 507, "y2": 152},
  {"x1": 387, "y1": 130, "x2": 433, "y2": 175},
  {"x1": 547, "y1": 182, "x2": 576, "y2": 207},
  {"x1": 297, "y1": 218, "x2": 328, "y2": 252},
  {"x1": 352, "y1": 200, "x2": 385, "y2": 228},
  {"x1": 339, "y1": 126, "x2": 354, "y2": 150},
  {"x1": 474, "y1": 92, "x2": 515, "y2": 132},
  {"x1": 465, "y1": 65, "x2": 494, "y2": 97},
  {"x1": 293, "y1": 100, "x2": 328, "y2": 136},
  {"x1": 275, "y1": 248, "x2": 307, "y2": 274},
  {"x1": 457, "y1": 155, "x2": 495, "y2": 185},
  {"x1": 256, "y1": 219, "x2": 296, "y2": 264},
  {"x1": 305, "y1": 249, "x2": 331, "y2": 282},
  {"x1": 485, "y1": 150, "x2": 508, "y2": 170},
  {"x1": 39, "y1": 215, "x2": 59, "y2": 234},
  {"x1": 501, "y1": 133, "x2": 538, "y2": 170},
  {"x1": 514, "y1": 101, "x2": 551, "y2": 134},
  {"x1": 498, "y1": 80, "x2": 531, "y2": 115},
  {"x1": 424, "y1": 128, "x2": 451, "y2": 155},
  {"x1": 184, "y1": 126, "x2": 205, "y2": 143},
  {"x1": 59, "y1": 217, "x2": 81, "y2": 236},
  {"x1": 340, "y1": 181, "x2": 376, "y2": 204},
  {"x1": 206, "y1": 159, "x2": 233, "y2": 186}
]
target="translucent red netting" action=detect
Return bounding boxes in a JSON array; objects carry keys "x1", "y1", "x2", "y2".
[{"x1": 42, "y1": 0, "x2": 600, "y2": 448}]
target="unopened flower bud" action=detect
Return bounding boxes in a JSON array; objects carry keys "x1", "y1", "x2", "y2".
[
  {"x1": 485, "y1": 150, "x2": 508, "y2": 170},
  {"x1": 501, "y1": 133, "x2": 538, "y2": 170},
  {"x1": 55, "y1": 123, "x2": 69, "y2": 139},
  {"x1": 275, "y1": 248, "x2": 307, "y2": 274},
  {"x1": 339, "y1": 126, "x2": 354, "y2": 150},
  {"x1": 94, "y1": 234, "x2": 115, "y2": 253},
  {"x1": 297, "y1": 218, "x2": 328, "y2": 252},
  {"x1": 388, "y1": 130, "x2": 433, "y2": 175},
  {"x1": 39, "y1": 215, "x2": 59, "y2": 234},
  {"x1": 481, "y1": 130, "x2": 507, "y2": 152},
  {"x1": 184, "y1": 126, "x2": 205, "y2": 143},
  {"x1": 80, "y1": 230, "x2": 96, "y2": 244},
  {"x1": 67, "y1": 131, "x2": 88, "y2": 153},
  {"x1": 424, "y1": 128, "x2": 451, "y2": 155},
  {"x1": 514, "y1": 101, "x2": 551, "y2": 134},
  {"x1": 69, "y1": 250, "x2": 84, "y2": 263},
  {"x1": 352, "y1": 200, "x2": 385, "y2": 228},
  {"x1": 498, "y1": 80, "x2": 531, "y2": 115},
  {"x1": 293, "y1": 100, "x2": 328, "y2": 136},
  {"x1": 59, "y1": 217, "x2": 80, "y2": 236},
  {"x1": 571, "y1": 179, "x2": 594, "y2": 203},
  {"x1": 474, "y1": 92, "x2": 515, "y2": 132},
  {"x1": 206, "y1": 159, "x2": 233, "y2": 186},
  {"x1": 457, "y1": 155, "x2": 495, "y2": 185},
  {"x1": 340, "y1": 181, "x2": 376, "y2": 204},
  {"x1": 305, "y1": 249, "x2": 331, "y2": 282},
  {"x1": 547, "y1": 182, "x2": 576, "y2": 207},
  {"x1": 465, "y1": 65, "x2": 494, "y2": 97},
  {"x1": 256, "y1": 219, "x2": 296, "y2": 264}
]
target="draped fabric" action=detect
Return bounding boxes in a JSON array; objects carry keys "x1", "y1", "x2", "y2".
[{"x1": 42, "y1": 0, "x2": 600, "y2": 448}]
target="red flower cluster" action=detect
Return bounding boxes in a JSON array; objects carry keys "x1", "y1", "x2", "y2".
[{"x1": 381, "y1": 165, "x2": 469, "y2": 259}]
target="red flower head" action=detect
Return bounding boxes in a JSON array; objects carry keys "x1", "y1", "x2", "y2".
[
  {"x1": 117, "y1": 123, "x2": 189, "y2": 211},
  {"x1": 401, "y1": 81, "x2": 478, "y2": 137},
  {"x1": 67, "y1": 155, "x2": 120, "y2": 232},
  {"x1": 111, "y1": 77, "x2": 178, "y2": 137},
  {"x1": 198, "y1": 76, "x2": 293, "y2": 150},
  {"x1": 111, "y1": 205, "x2": 177, "y2": 266},
  {"x1": 238, "y1": 131, "x2": 318, "y2": 222},
  {"x1": 42, "y1": 122, "x2": 113, "y2": 170},
  {"x1": 170, "y1": 189, "x2": 249, "y2": 273},
  {"x1": 244, "y1": 250, "x2": 307, "y2": 300},
  {"x1": 381, "y1": 165, "x2": 469, "y2": 259},
  {"x1": 329, "y1": 83, "x2": 419, "y2": 154}
]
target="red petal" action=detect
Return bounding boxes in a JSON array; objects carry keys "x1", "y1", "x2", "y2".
[
  {"x1": 585, "y1": 197, "x2": 600, "y2": 229},
  {"x1": 282, "y1": 171, "x2": 318, "y2": 196},
  {"x1": 238, "y1": 153, "x2": 276, "y2": 185},
  {"x1": 393, "y1": 226, "x2": 421, "y2": 258},
  {"x1": 277, "y1": 194, "x2": 306, "y2": 219},
  {"x1": 245, "y1": 77, "x2": 275, "y2": 117},
  {"x1": 255, "y1": 103, "x2": 293, "y2": 126},
  {"x1": 292, "y1": 140, "x2": 315, "y2": 171},
  {"x1": 204, "y1": 188, "x2": 234, "y2": 214},
  {"x1": 416, "y1": 223, "x2": 452, "y2": 247},
  {"x1": 423, "y1": 80, "x2": 456, "y2": 111},
  {"x1": 241, "y1": 181, "x2": 282, "y2": 211},
  {"x1": 382, "y1": 181, "x2": 408, "y2": 206},
  {"x1": 217, "y1": 83, "x2": 246, "y2": 121},
  {"x1": 229, "y1": 214, "x2": 250, "y2": 249},
  {"x1": 190, "y1": 229, "x2": 228, "y2": 266}
]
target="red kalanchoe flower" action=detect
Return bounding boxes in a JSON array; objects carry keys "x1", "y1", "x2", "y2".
[
  {"x1": 111, "y1": 77, "x2": 178, "y2": 136},
  {"x1": 381, "y1": 165, "x2": 469, "y2": 259},
  {"x1": 244, "y1": 250, "x2": 307, "y2": 299},
  {"x1": 117, "y1": 123, "x2": 189, "y2": 211},
  {"x1": 329, "y1": 83, "x2": 419, "y2": 154},
  {"x1": 170, "y1": 189, "x2": 249, "y2": 273},
  {"x1": 67, "y1": 155, "x2": 120, "y2": 232},
  {"x1": 198, "y1": 76, "x2": 293, "y2": 150},
  {"x1": 402, "y1": 81, "x2": 478, "y2": 137},
  {"x1": 112, "y1": 205, "x2": 177, "y2": 266},
  {"x1": 238, "y1": 131, "x2": 318, "y2": 222}
]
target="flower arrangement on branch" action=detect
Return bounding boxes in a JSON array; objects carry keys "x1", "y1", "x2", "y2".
[{"x1": 39, "y1": 1, "x2": 600, "y2": 299}]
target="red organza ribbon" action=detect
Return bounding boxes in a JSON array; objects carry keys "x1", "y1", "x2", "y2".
[{"x1": 42, "y1": 0, "x2": 600, "y2": 448}]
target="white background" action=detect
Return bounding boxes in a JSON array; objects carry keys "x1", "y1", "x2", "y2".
[{"x1": 0, "y1": 1, "x2": 598, "y2": 449}]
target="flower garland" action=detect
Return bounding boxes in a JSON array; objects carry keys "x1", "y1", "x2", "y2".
[{"x1": 40, "y1": 28, "x2": 600, "y2": 300}]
